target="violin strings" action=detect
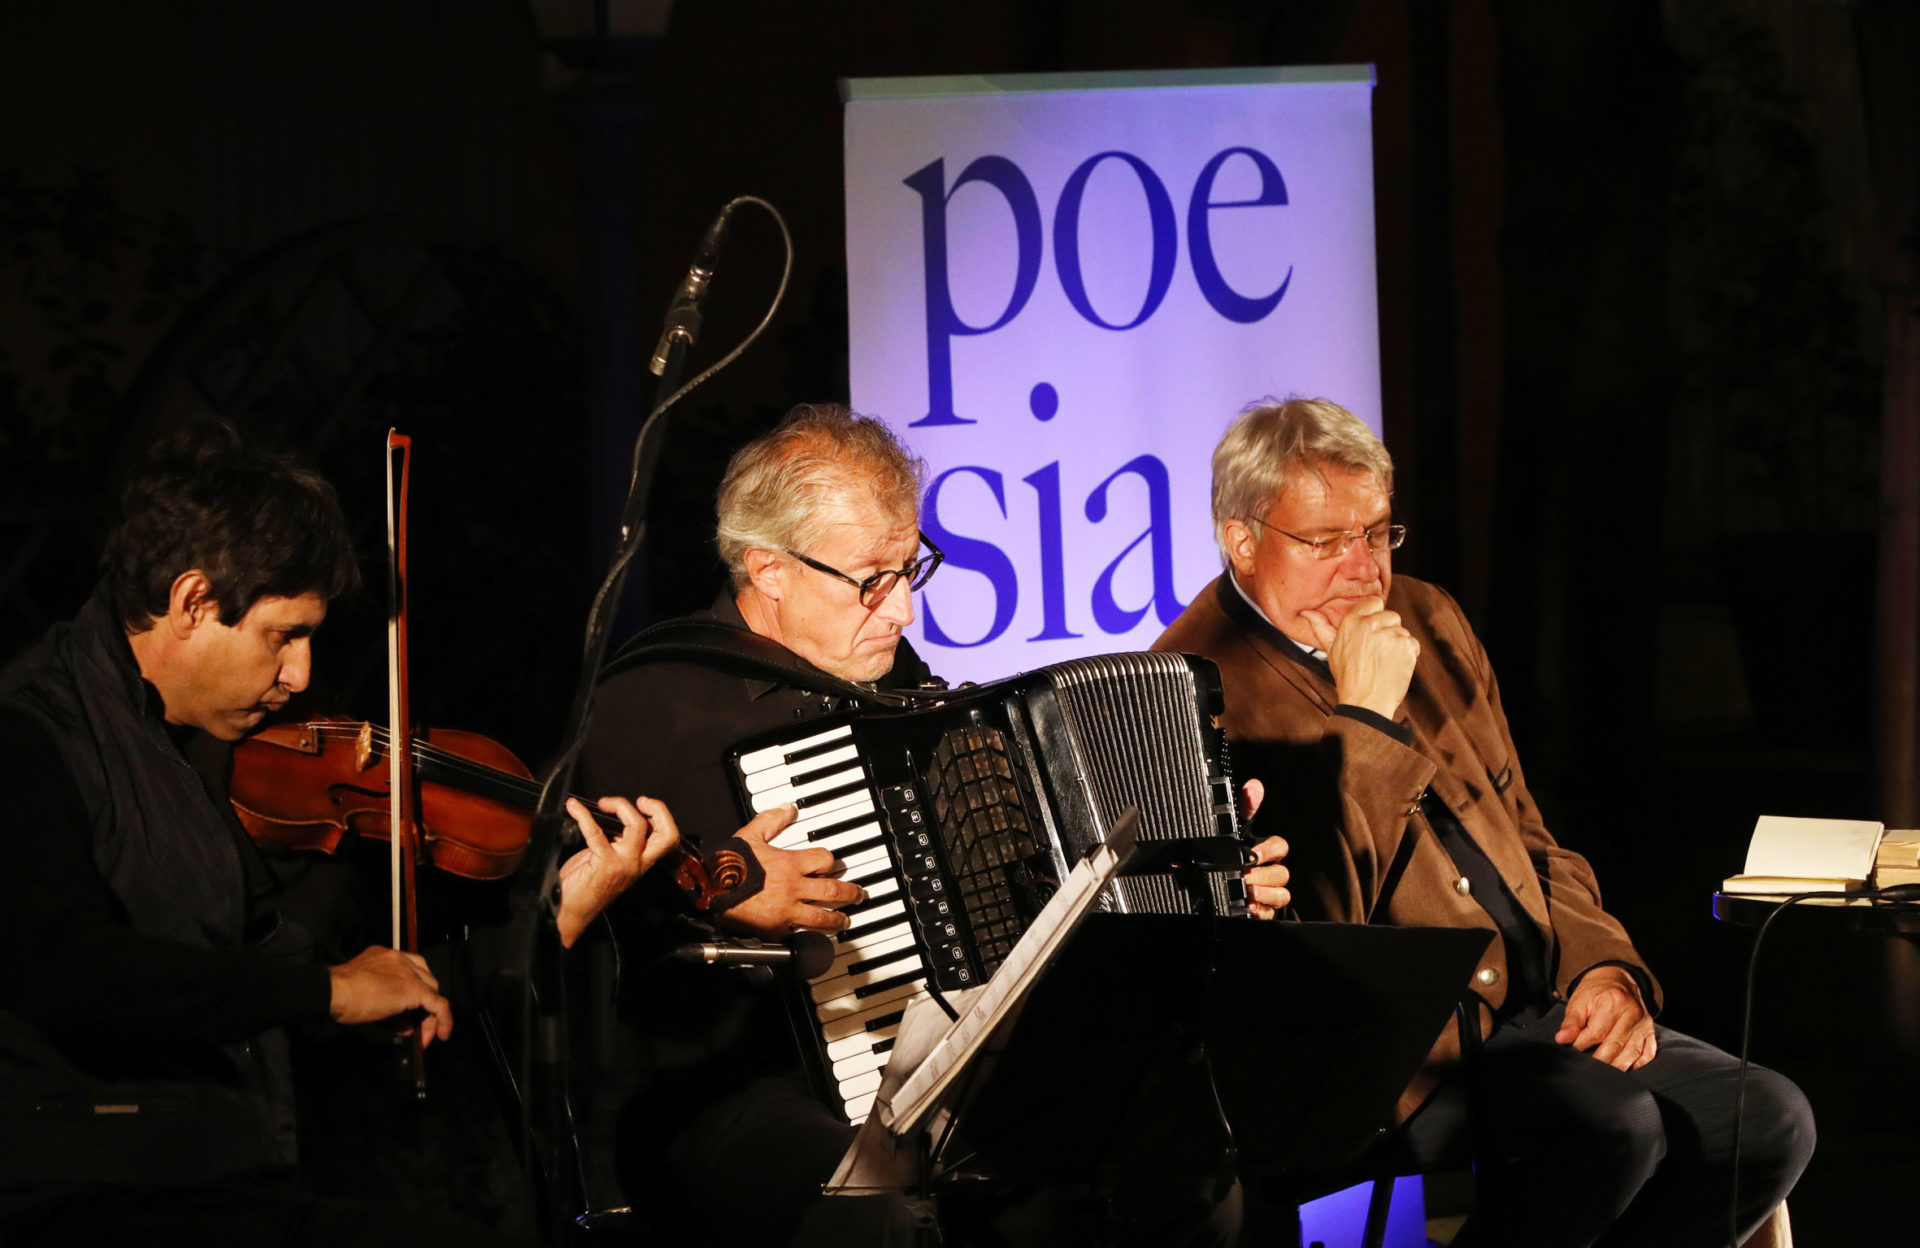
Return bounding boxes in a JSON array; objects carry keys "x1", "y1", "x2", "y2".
[
  {"x1": 299, "y1": 722, "x2": 599, "y2": 813},
  {"x1": 303, "y1": 727, "x2": 508, "y2": 792},
  {"x1": 305, "y1": 723, "x2": 522, "y2": 790}
]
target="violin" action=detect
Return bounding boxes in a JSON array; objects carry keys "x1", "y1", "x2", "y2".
[
  {"x1": 230, "y1": 717, "x2": 543, "y2": 881},
  {"x1": 230, "y1": 716, "x2": 750, "y2": 903}
]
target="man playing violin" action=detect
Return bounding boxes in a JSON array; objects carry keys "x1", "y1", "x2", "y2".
[
  {"x1": 581, "y1": 403, "x2": 1291, "y2": 1246},
  {"x1": 0, "y1": 421, "x2": 673, "y2": 1245}
]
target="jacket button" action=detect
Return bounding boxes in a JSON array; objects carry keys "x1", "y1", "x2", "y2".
[
  {"x1": 1453, "y1": 875, "x2": 1472, "y2": 897},
  {"x1": 1475, "y1": 966, "x2": 1500, "y2": 987}
]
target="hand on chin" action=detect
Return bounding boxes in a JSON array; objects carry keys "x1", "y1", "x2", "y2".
[{"x1": 1320, "y1": 583, "x2": 1385, "y2": 624}]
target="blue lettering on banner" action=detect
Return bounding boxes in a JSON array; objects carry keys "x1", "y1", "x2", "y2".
[
  {"x1": 1085, "y1": 454, "x2": 1184, "y2": 633},
  {"x1": 907, "y1": 145, "x2": 1293, "y2": 428},
  {"x1": 1022, "y1": 461, "x2": 1083, "y2": 641},
  {"x1": 1053, "y1": 151, "x2": 1177, "y2": 331},
  {"x1": 1188, "y1": 146, "x2": 1293, "y2": 323},
  {"x1": 904, "y1": 144, "x2": 1293, "y2": 650},
  {"x1": 904, "y1": 157, "x2": 1043, "y2": 428},
  {"x1": 920, "y1": 465, "x2": 1018, "y2": 647}
]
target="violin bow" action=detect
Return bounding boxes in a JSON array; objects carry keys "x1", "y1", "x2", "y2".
[{"x1": 385, "y1": 429, "x2": 427, "y2": 1098}]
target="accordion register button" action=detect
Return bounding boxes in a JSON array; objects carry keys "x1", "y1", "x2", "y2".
[
  {"x1": 914, "y1": 898, "x2": 953, "y2": 924},
  {"x1": 909, "y1": 877, "x2": 946, "y2": 900}
]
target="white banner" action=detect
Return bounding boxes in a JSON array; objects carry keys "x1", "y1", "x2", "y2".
[{"x1": 844, "y1": 67, "x2": 1379, "y2": 685}]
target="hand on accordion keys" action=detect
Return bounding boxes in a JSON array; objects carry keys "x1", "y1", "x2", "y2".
[
  {"x1": 715, "y1": 802, "x2": 869, "y2": 940},
  {"x1": 1239, "y1": 777, "x2": 1291, "y2": 920}
]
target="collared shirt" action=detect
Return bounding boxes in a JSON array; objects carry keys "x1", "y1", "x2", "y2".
[{"x1": 1227, "y1": 571, "x2": 1328, "y2": 662}]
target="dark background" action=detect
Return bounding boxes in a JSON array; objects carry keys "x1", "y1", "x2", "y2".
[{"x1": 3, "y1": 0, "x2": 1915, "y2": 1239}]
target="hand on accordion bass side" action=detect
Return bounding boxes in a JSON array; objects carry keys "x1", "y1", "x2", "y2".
[
  {"x1": 714, "y1": 803, "x2": 869, "y2": 940},
  {"x1": 1239, "y1": 777, "x2": 1291, "y2": 920}
]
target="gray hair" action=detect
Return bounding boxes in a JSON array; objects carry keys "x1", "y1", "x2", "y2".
[
  {"x1": 716, "y1": 403, "x2": 925, "y2": 588},
  {"x1": 1210, "y1": 397, "x2": 1394, "y2": 563}
]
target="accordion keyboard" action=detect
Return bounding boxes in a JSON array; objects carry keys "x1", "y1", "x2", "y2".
[
  {"x1": 738, "y1": 723, "x2": 972, "y2": 1121},
  {"x1": 729, "y1": 651, "x2": 1246, "y2": 1124}
]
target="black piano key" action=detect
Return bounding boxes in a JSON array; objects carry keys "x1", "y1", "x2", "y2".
[
  {"x1": 841, "y1": 907, "x2": 906, "y2": 936},
  {"x1": 874, "y1": 1037, "x2": 896, "y2": 1054},
  {"x1": 796, "y1": 779, "x2": 869, "y2": 810},
  {"x1": 807, "y1": 811, "x2": 885, "y2": 841},
  {"x1": 783, "y1": 736, "x2": 857, "y2": 766},
  {"x1": 854, "y1": 969, "x2": 927, "y2": 999},
  {"x1": 865, "y1": 1009, "x2": 906, "y2": 1033},
  {"x1": 846, "y1": 947, "x2": 922, "y2": 978},
  {"x1": 788, "y1": 759, "x2": 862, "y2": 790},
  {"x1": 831, "y1": 834, "x2": 888, "y2": 861}
]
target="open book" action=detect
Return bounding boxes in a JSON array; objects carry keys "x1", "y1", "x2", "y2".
[
  {"x1": 825, "y1": 810, "x2": 1141, "y2": 1195},
  {"x1": 1721, "y1": 815, "x2": 1883, "y2": 895}
]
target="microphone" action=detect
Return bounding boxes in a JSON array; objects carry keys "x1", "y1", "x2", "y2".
[
  {"x1": 649, "y1": 206, "x2": 734, "y2": 376},
  {"x1": 671, "y1": 930, "x2": 835, "y2": 979}
]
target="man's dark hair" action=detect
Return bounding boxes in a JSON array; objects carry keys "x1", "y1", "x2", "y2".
[{"x1": 102, "y1": 420, "x2": 361, "y2": 630}]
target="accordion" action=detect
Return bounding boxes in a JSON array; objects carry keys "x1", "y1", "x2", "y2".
[{"x1": 726, "y1": 651, "x2": 1249, "y2": 1123}]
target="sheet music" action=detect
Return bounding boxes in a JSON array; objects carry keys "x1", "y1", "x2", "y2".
[
  {"x1": 825, "y1": 813, "x2": 1137, "y2": 1194},
  {"x1": 890, "y1": 811, "x2": 1137, "y2": 1128}
]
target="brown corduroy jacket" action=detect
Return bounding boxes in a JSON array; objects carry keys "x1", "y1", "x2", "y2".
[{"x1": 1154, "y1": 573, "x2": 1661, "y2": 1120}]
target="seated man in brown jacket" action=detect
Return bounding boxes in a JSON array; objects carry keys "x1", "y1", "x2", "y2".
[{"x1": 1153, "y1": 397, "x2": 1813, "y2": 1248}]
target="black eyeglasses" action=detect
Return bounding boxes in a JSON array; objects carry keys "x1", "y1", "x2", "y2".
[
  {"x1": 1243, "y1": 516, "x2": 1407, "y2": 561},
  {"x1": 785, "y1": 533, "x2": 945, "y2": 607}
]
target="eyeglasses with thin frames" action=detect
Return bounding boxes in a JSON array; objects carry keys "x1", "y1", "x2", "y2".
[
  {"x1": 1243, "y1": 515, "x2": 1406, "y2": 561},
  {"x1": 785, "y1": 533, "x2": 946, "y2": 607}
]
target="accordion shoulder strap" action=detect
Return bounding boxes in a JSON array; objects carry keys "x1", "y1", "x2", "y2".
[{"x1": 602, "y1": 618, "x2": 927, "y2": 708}]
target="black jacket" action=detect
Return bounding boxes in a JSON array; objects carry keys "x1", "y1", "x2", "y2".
[
  {"x1": 0, "y1": 589, "x2": 330, "y2": 1218},
  {"x1": 578, "y1": 593, "x2": 935, "y2": 1106}
]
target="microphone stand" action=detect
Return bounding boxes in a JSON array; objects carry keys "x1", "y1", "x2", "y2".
[{"x1": 499, "y1": 199, "x2": 790, "y2": 1247}]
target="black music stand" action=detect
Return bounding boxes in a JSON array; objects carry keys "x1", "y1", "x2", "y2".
[{"x1": 913, "y1": 915, "x2": 1489, "y2": 1225}]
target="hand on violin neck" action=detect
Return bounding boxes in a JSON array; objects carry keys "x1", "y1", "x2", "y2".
[
  {"x1": 716, "y1": 803, "x2": 867, "y2": 940},
  {"x1": 556, "y1": 795, "x2": 681, "y2": 947},
  {"x1": 327, "y1": 946, "x2": 453, "y2": 1046}
]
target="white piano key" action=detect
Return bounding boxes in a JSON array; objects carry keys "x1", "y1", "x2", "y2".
[
  {"x1": 752, "y1": 764, "x2": 866, "y2": 812},
  {"x1": 832, "y1": 1044, "x2": 897, "y2": 1082},
  {"x1": 737, "y1": 724, "x2": 851, "y2": 777},
  {"x1": 838, "y1": 844, "x2": 893, "y2": 878},
  {"x1": 827, "y1": 919, "x2": 912, "y2": 959},
  {"x1": 773, "y1": 788, "x2": 875, "y2": 829},
  {"x1": 843, "y1": 1091, "x2": 877, "y2": 1123},
  {"x1": 817, "y1": 980, "x2": 928, "y2": 1036},
  {"x1": 838, "y1": 1068, "x2": 884, "y2": 1100},
  {"x1": 855, "y1": 874, "x2": 900, "y2": 903},
  {"x1": 743, "y1": 743, "x2": 860, "y2": 794},
  {"x1": 835, "y1": 897, "x2": 905, "y2": 937},
  {"x1": 827, "y1": 1020, "x2": 902, "y2": 1063},
  {"x1": 810, "y1": 950, "x2": 927, "y2": 1005},
  {"x1": 816, "y1": 926, "x2": 916, "y2": 983},
  {"x1": 770, "y1": 816, "x2": 883, "y2": 856}
]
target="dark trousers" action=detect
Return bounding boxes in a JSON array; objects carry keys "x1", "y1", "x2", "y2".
[{"x1": 1394, "y1": 1004, "x2": 1815, "y2": 1248}]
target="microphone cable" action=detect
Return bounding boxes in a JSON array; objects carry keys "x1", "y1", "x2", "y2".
[
  {"x1": 1725, "y1": 882, "x2": 1920, "y2": 1247},
  {"x1": 540, "y1": 194, "x2": 794, "y2": 822},
  {"x1": 495, "y1": 195, "x2": 793, "y2": 1243}
]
